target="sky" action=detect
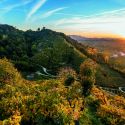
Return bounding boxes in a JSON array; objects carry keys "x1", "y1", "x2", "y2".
[{"x1": 0, "y1": 0, "x2": 125, "y2": 38}]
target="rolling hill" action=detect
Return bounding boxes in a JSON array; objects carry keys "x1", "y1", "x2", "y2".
[
  {"x1": 0, "y1": 24, "x2": 84, "y2": 73},
  {"x1": 0, "y1": 24, "x2": 125, "y2": 86},
  {"x1": 0, "y1": 24, "x2": 125, "y2": 125}
]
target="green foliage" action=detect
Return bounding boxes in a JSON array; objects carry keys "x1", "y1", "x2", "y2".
[
  {"x1": 83, "y1": 67, "x2": 93, "y2": 76},
  {"x1": 0, "y1": 24, "x2": 125, "y2": 125},
  {"x1": 81, "y1": 79, "x2": 94, "y2": 96},
  {"x1": 87, "y1": 96, "x2": 100, "y2": 112},
  {"x1": 0, "y1": 58, "x2": 22, "y2": 85},
  {"x1": 0, "y1": 58, "x2": 125, "y2": 125},
  {"x1": 58, "y1": 67, "x2": 77, "y2": 86},
  {"x1": 66, "y1": 36, "x2": 125, "y2": 87},
  {"x1": 80, "y1": 59, "x2": 97, "y2": 96},
  {"x1": 0, "y1": 60, "x2": 84, "y2": 124},
  {"x1": 0, "y1": 24, "x2": 83, "y2": 74},
  {"x1": 64, "y1": 74, "x2": 75, "y2": 86}
]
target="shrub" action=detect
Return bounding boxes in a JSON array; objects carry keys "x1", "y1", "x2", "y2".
[
  {"x1": 0, "y1": 58, "x2": 22, "y2": 85},
  {"x1": 80, "y1": 59, "x2": 97, "y2": 96},
  {"x1": 64, "y1": 74, "x2": 75, "y2": 86},
  {"x1": 81, "y1": 79, "x2": 94, "y2": 96},
  {"x1": 58, "y1": 67, "x2": 77, "y2": 86}
]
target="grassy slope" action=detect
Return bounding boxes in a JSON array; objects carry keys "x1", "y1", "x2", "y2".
[
  {"x1": 78, "y1": 39, "x2": 125, "y2": 87},
  {"x1": 0, "y1": 52, "x2": 125, "y2": 125},
  {"x1": 64, "y1": 39, "x2": 125, "y2": 88},
  {"x1": 96, "y1": 64, "x2": 125, "y2": 87},
  {"x1": 64, "y1": 40, "x2": 87, "y2": 59}
]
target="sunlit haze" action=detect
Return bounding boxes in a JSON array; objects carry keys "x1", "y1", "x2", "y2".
[{"x1": 0, "y1": 0, "x2": 125, "y2": 38}]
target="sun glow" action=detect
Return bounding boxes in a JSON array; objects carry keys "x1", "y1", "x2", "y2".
[{"x1": 65, "y1": 31, "x2": 125, "y2": 39}]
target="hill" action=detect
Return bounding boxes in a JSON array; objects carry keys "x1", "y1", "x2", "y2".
[
  {"x1": 0, "y1": 58, "x2": 125, "y2": 125},
  {"x1": 0, "y1": 24, "x2": 84, "y2": 77},
  {"x1": 0, "y1": 24, "x2": 125, "y2": 87},
  {"x1": 69, "y1": 35, "x2": 125, "y2": 87},
  {"x1": 0, "y1": 24, "x2": 125, "y2": 124}
]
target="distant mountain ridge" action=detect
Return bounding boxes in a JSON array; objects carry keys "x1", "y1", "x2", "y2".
[
  {"x1": 69, "y1": 35, "x2": 125, "y2": 54},
  {"x1": 69, "y1": 35, "x2": 120, "y2": 41},
  {"x1": 69, "y1": 35, "x2": 88, "y2": 41}
]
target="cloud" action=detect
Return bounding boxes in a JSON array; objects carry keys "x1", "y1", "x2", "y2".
[
  {"x1": 28, "y1": 7, "x2": 67, "y2": 24},
  {"x1": 55, "y1": 8, "x2": 125, "y2": 21},
  {"x1": 0, "y1": 0, "x2": 32, "y2": 13},
  {"x1": 54, "y1": 8, "x2": 125, "y2": 25},
  {"x1": 53, "y1": 8, "x2": 125, "y2": 37},
  {"x1": 42, "y1": 7, "x2": 67, "y2": 18},
  {"x1": 26, "y1": 0, "x2": 47, "y2": 21}
]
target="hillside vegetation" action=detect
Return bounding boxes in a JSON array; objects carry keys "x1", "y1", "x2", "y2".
[
  {"x1": 0, "y1": 58, "x2": 125, "y2": 125},
  {"x1": 70, "y1": 35, "x2": 125, "y2": 84},
  {"x1": 65, "y1": 37, "x2": 125, "y2": 87},
  {"x1": 0, "y1": 24, "x2": 125, "y2": 125},
  {"x1": 0, "y1": 24, "x2": 84, "y2": 73}
]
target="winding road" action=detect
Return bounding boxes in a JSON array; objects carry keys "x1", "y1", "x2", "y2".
[
  {"x1": 36, "y1": 65, "x2": 125, "y2": 97},
  {"x1": 26, "y1": 64, "x2": 57, "y2": 79},
  {"x1": 27, "y1": 42, "x2": 125, "y2": 97},
  {"x1": 35, "y1": 65, "x2": 57, "y2": 78},
  {"x1": 99, "y1": 86, "x2": 125, "y2": 97}
]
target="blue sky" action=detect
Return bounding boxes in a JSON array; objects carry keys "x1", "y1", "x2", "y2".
[{"x1": 0, "y1": 0, "x2": 125, "y2": 37}]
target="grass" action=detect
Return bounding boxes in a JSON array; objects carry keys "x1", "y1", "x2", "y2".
[{"x1": 96, "y1": 64, "x2": 125, "y2": 88}]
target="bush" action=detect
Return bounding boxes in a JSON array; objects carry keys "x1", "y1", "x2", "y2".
[
  {"x1": 83, "y1": 68, "x2": 93, "y2": 77},
  {"x1": 58, "y1": 67, "x2": 77, "y2": 86},
  {"x1": 82, "y1": 79, "x2": 94, "y2": 96},
  {"x1": 64, "y1": 75, "x2": 75, "y2": 86},
  {"x1": 0, "y1": 58, "x2": 22, "y2": 85},
  {"x1": 80, "y1": 59, "x2": 97, "y2": 97}
]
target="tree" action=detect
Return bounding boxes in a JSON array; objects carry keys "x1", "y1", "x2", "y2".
[
  {"x1": 80, "y1": 59, "x2": 97, "y2": 96},
  {"x1": 0, "y1": 34, "x2": 3, "y2": 40},
  {"x1": 64, "y1": 74, "x2": 75, "y2": 86},
  {"x1": 58, "y1": 67, "x2": 77, "y2": 86},
  {"x1": 42, "y1": 27, "x2": 46, "y2": 30},
  {"x1": 37, "y1": 27, "x2": 40, "y2": 31}
]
